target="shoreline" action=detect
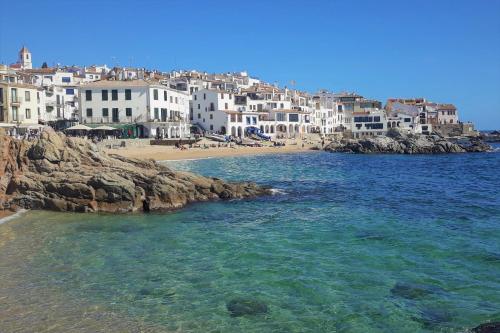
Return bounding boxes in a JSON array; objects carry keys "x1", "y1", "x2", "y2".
[
  {"x1": 0, "y1": 209, "x2": 27, "y2": 225},
  {"x1": 104, "y1": 141, "x2": 321, "y2": 161}
]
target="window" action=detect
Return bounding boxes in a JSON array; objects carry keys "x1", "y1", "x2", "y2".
[
  {"x1": 112, "y1": 108, "x2": 119, "y2": 122},
  {"x1": 153, "y1": 89, "x2": 158, "y2": 100},
  {"x1": 163, "y1": 91, "x2": 167, "y2": 101},
  {"x1": 12, "y1": 106, "x2": 18, "y2": 121},
  {"x1": 194, "y1": 95, "x2": 197, "y2": 101},
  {"x1": 24, "y1": 91, "x2": 30, "y2": 102},
  {"x1": 210, "y1": 114, "x2": 213, "y2": 119},
  {"x1": 246, "y1": 116, "x2": 251, "y2": 125},
  {"x1": 203, "y1": 93, "x2": 206, "y2": 100},
  {"x1": 197, "y1": 113, "x2": 201, "y2": 119},
  {"x1": 102, "y1": 108, "x2": 109, "y2": 117},
  {"x1": 210, "y1": 103, "x2": 215, "y2": 111},
  {"x1": 62, "y1": 77, "x2": 71, "y2": 83},
  {"x1": 85, "y1": 90, "x2": 92, "y2": 101},
  {"x1": 404, "y1": 118, "x2": 411, "y2": 122},
  {"x1": 225, "y1": 103, "x2": 228, "y2": 110},
  {"x1": 210, "y1": 125, "x2": 214, "y2": 130},
  {"x1": 221, "y1": 93, "x2": 224, "y2": 99},
  {"x1": 198, "y1": 104, "x2": 200, "y2": 109},
  {"x1": 374, "y1": 116, "x2": 381, "y2": 122},
  {"x1": 175, "y1": 97, "x2": 178, "y2": 104},
  {"x1": 125, "y1": 89, "x2": 131, "y2": 100},
  {"x1": 25, "y1": 108, "x2": 31, "y2": 119},
  {"x1": 161, "y1": 108, "x2": 167, "y2": 122},
  {"x1": 126, "y1": 108, "x2": 132, "y2": 117},
  {"x1": 66, "y1": 88, "x2": 74, "y2": 95},
  {"x1": 86, "y1": 108, "x2": 92, "y2": 117},
  {"x1": 276, "y1": 113, "x2": 285, "y2": 122},
  {"x1": 170, "y1": 96, "x2": 173, "y2": 103},
  {"x1": 102, "y1": 90, "x2": 108, "y2": 100},
  {"x1": 154, "y1": 108, "x2": 159, "y2": 120},
  {"x1": 229, "y1": 94, "x2": 232, "y2": 99},
  {"x1": 112, "y1": 90, "x2": 118, "y2": 101}
]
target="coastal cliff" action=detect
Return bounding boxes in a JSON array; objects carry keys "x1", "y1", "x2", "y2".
[
  {"x1": 324, "y1": 131, "x2": 491, "y2": 154},
  {"x1": 0, "y1": 130, "x2": 270, "y2": 213}
]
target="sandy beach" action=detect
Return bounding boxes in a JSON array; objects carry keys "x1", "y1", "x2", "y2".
[{"x1": 104, "y1": 138, "x2": 324, "y2": 161}]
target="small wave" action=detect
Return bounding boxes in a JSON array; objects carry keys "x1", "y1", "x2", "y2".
[
  {"x1": 161, "y1": 157, "x2": 215, "y2": 162},
  {"x1": 270, "y1": 188, "x2": 288, "y2": 195},
  {"x1": 0, "y1": 209, "x2": 28, "y2": 225}
]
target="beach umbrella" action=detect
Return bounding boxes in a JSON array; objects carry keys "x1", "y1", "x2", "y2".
[{"x1": 65, "y1": 124, "x2": 92, "y2": 131}]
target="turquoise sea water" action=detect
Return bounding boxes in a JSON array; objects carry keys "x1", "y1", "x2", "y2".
[{"x1": 1, "y1": 149, "x2": 499, "y2": 332}]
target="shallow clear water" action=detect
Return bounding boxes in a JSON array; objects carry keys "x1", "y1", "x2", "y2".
[{"x1": 1, "y1": 149, "x2": 499, "y2": 332}]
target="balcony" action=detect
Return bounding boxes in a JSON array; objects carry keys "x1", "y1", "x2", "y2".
[{"x1": 10, "y1": 96, "x2": 22, "y2": 105}]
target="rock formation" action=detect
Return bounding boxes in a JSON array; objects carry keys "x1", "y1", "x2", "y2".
[
  {"x1": 325, "y1": 131, "x2": 491, "y2": 154},
  {"x1": 0, "y1": 129, "x2": 270, "y2": 213}
]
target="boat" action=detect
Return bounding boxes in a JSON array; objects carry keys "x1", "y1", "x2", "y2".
[{"x1": 205, "y1": 133, "x2": 228, "y2": 142}]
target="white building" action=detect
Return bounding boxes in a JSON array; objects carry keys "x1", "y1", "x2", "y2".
[
  {"x1": 351, "y1": 109, "x2": 387, "y2": 138},
  {"x1": 78, "y1": 79, "x2": 190, "y2": 138},
  {"x1": 0, "y1": 65, "x2": 43, "y2": 131},
  {"x1": 22, "y1": 68, "x2": 80, "y2": 122},
  {"x1": 385, "y1": 101, "x2": 423, "y2": 134},
  {"x1": 192, "y1": 88, "x2": 314, "y2": 138}
]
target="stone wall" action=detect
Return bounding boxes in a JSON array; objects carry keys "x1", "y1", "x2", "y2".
[
  {"x1": 433, "y1": 123, "x2": 478, "y2": 137},
  {"x1": 96, "y1": 138, "x2": 151, "y2": 149}
]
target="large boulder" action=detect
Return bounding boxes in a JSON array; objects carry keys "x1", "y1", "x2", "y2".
[{"x1": 0, "y1": 131, "x2": 271, "y2": 213}]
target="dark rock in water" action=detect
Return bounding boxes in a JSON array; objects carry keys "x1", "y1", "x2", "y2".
[
  {"x1": 226, "y1": 298, "x2": 269, "y2": 317},
  {"x1": 472, "y1": 322, "x2": 500, "y2": 333},
  {"x1": 412, "y1": 308, "x2": 452, "y2": 329},
  {"x1": 390, "y1": 282, "x2": 435, "y2": 300},
  {"x1": 324, "y1": 132, "x2": 491, "y2": 154}
]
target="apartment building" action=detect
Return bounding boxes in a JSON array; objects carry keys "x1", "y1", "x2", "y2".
[
  {"x1": 78, "y1": 79, "x2": 190, "y2": 138},
  {"x1": 0, "y1": 73, "x2": 43, "y2": 128},
  {"x1": 192, "y1": 87, "x2": 313, "y2": 138}
]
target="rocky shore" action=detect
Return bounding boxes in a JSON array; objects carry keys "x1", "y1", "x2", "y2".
[
  {"x1": 324, "y1": 131, "x2": 491, "y2": 154},
  {"x1": 0, "y1": 129, "x2": 270, "y2": 213}
]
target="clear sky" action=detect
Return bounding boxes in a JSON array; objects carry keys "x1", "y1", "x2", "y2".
[{"x1": 1, "y1": 0, "x2": 499, "y2": 129}]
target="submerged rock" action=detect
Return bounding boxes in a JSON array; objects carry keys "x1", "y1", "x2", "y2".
[
  {"x1": 324, "y1": 132, "x2": 491, "y2": 154},
  {"x1": 412, "y1": 308, "x2": 452, "y2": 329},
  {"x1": 226, "y1": 298, "x2": 269, "y2": 317},
  {"x1": 472, "y1": 322, "x2": 500, "y2": 333},
  {"x1": 390, "y1": 282, "x2": 436, "y2": 300},
  {"x1": 0, "y1": 130, "x2": 271, "y2": 213}
]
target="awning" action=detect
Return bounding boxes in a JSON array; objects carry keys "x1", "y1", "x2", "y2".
[
  {"x1": 65, "y1": 124, "x2": 92, "y2": 131},
  {"x1": 91, "y1": 125, "x2": 117, "y2": 131}
]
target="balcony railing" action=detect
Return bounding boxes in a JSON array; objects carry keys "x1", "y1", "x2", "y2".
[{"x1": 10, "y1": 96, "x2": 22, "y2": 105}]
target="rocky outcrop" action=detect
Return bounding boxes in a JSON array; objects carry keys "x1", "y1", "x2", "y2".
[
  {"x1": 471, "y1": 322, "x2": 500, "y2": 333},
  {"x1": 0, "y1": 129, "x2": 270, "y2": 213},
  {"x1": 325, "y1": 131, "x2": 491, "y2": 154}
]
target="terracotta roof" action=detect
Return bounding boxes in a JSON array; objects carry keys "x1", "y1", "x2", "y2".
[
  {"x1": 22, "y1": 68, "x2": 57, "y2": 74},
  {"x1": 437, "y1": 104, "x2": 456, "y2": 110},
  {"x1": 0, "y1": 81, "x2": 42, "y2": 90}
]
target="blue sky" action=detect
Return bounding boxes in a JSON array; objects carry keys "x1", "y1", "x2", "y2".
[{"x1": 1, "y1": 0, "x2": 499, "y2": 129}]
